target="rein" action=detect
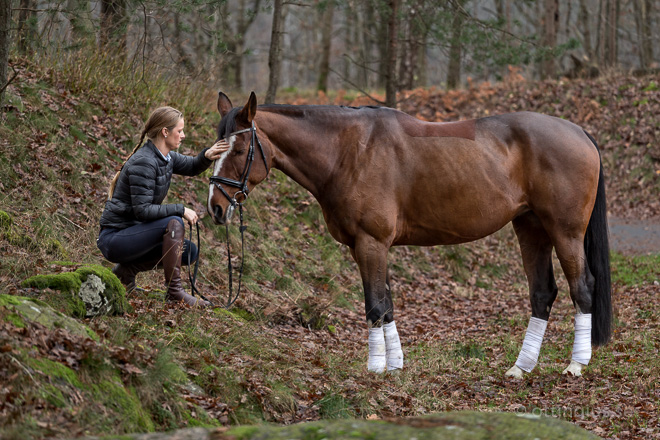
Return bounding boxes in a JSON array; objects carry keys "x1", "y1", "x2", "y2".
[{"x1": 204, "y1": 122, "x2": 269, "y2": 308}]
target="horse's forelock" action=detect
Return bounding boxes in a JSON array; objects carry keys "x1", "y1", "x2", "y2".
[{"x1": 217, "y1": 107, "x2": 240, "y2": 139}]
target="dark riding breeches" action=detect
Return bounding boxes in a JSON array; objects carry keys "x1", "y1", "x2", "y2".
[{"x1": 97, "y1": 216, "x2": 197, "y2": 265}]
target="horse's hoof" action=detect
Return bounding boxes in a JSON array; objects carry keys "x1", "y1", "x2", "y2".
[
  {"x1": 562, "y1": 360, "x2": 584, "y2": 376},
  {"x1": 505, "y1": 365, "x2": 524, "y2": 379},
  {"x1": 367, "y1": 358, "x2": 387, "y2": 373}
]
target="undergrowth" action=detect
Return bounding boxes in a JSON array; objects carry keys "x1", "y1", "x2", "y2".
[{"x1": 0, "y1": 48, "x2": 658, "y2": 440}]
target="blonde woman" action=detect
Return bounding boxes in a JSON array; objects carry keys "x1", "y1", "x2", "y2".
[{"x1": 97, "y1": 106, "x2": 229, "y2": 307}]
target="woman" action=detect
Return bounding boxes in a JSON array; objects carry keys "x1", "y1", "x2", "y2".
[{"x1": 97, "y1": 106, "x2": 229, "y2": 307}]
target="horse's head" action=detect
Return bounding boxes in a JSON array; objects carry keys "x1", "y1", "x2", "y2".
[{"x1": 208, "y1": 91, "x2": 269, "y2": 225}]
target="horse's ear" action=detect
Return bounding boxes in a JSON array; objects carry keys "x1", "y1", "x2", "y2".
[
  {"x1": 217, "y1": 92, "x2": 233, "y2": 117},
  {"x1": 237, "y1": 91, "x2": 257, "y2": 124}
]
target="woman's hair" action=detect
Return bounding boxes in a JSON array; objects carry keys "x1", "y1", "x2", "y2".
[{"x1": 107, "y1": 106, "x2": 183, "y2": 200}]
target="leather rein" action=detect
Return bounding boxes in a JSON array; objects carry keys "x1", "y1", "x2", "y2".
[{"x1": 190, "y1": 122, "x2": 269, "y2": 308}]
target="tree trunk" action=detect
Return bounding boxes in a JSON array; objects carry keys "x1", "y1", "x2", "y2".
[
  {"x1": 633, "y1": 0, "x2": 653, "y2": 70},
  {"x1": 100, "y1": 0, "x2": 127, "y2": 54},
  {"x1": 540, "y1": 0, "x2": 558, "y2": 79},
  {"x1": 266, "y1": 0, "x2": 284, "y2": 104},
  {"x1": 316, "y1": 0, "x2": 334, "y2": 93},
  {"x1": 0, "y1": 0, "x2": 10, "y2": 105},
  {"x1": 446, "y1": 5, "x2": 463, "y2": 90},
  {"x1": 17, "y1": 0, "x2": 36, "y2": 53},
  {"x1": 385, "y1": 0, "x2": 399, "y2": 108},
  {"x1": 578, "y1": 0, "x2": 592, "y2": 60},
  {"x1": 604, "y1": 0, "x2": 619, "y2": 68}
]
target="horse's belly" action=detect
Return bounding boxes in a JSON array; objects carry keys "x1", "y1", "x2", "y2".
[{"x1": 394, "y1": 190, "x2": 525, "y2": 246}]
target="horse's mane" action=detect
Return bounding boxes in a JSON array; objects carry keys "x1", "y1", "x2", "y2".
[
  {"x1": 257, "y1": 103, "x2": 392, "y2": 120},
  {"x1": 219, "y1": 103, "x2": 395, "y2": 136}
]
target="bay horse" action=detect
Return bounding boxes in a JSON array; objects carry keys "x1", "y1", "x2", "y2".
[{"x1": 207, "y1": 91, "x2": 612, "y2": 378}]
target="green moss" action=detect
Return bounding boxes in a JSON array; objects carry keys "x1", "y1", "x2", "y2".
[
  {"x1": 0, "y1": 210, "x2": 12, "y2": 231},
  {"x1": 46, "y1": 238, "x2": 68, "y2": 258},
  {"x1": 5, "y1": 312, "x2": 25, "y2": 328},
  {"x1": 23, "y1": 272, "x2": 82, "y2": 292},
  {"x1": 77, "y1": 264, "x2": 129, "y2": 314},
  {"x1": 23, "y1": 356, "x2": 83, "y2": 388},
  {"x1": 0, "y1": 294, "x2": 99, "y2": 340},
  {"x1": 91, "y1": 378, "x2": 155, "y2": 433},
  {"x1": 21, "y1": 264, "x2": 128, "y2": 318},
  {"x1": 40, "y1": 384, "x2": 68, "y2": 408}
]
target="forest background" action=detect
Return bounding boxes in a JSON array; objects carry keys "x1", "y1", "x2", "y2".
[
  {"x1": 1, "y1": 0, "x2": 659, "y2": 105},
  {"x1": 0, "y1": 1, "x2": 659, "y2": 440}
]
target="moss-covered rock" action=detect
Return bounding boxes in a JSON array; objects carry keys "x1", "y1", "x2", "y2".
[
  {"x1": 75, "y1": 411, "x2": 600, "y2": 440},
  {"x1": 22, "y1": 264, "x2": 129, "y2": 318},
  {"x1": 0, "y1": 294, "x2": 99, "y2": 340}
]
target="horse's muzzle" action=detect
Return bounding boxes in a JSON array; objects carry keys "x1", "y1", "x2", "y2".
[{"x1": 213, "y1": 205, "x2": 226, "y2": 225}]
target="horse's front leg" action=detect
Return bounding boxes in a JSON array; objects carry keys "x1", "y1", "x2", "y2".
[{"x1": 351, "y1": 235, "x2": 403, "y2": 373}]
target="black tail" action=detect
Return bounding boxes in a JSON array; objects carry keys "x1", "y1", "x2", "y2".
[{"x1": 584, "y1": 131, "x2": 612, "y2": 346}]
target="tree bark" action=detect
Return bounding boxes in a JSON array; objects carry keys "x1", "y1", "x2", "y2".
[
  {"x1": 266, "y1": 0, "x2": 284, "y2": 104},
  {"x1": 540, "y1": 0, "x2": 558, "y2": 79},
  {"x1": 316, "y1": 0, "x2": 334, "y2": 93},
  {"x1": 0, "y1": 0, "x2": 10, "y2": 105},
  {"x1": 385, "y1": 0, "x2": 399, "y2": 108},
  {"x1": 633, "y1": 0, "x2": 653, "y2": 70},
  {"x1": 604, "y1": 0, "x2": 619, "y2": 67},
  {"x1": 446, "y1": 4, "x2": 463, "y2": 90},
  {"x1": 578, "y1": 0, "x2": 592, "y2": 60}
]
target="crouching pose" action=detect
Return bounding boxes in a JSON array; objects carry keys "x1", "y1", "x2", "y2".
[{"x1": 97, "y1": 106, "x2": 229, "y2": 307}]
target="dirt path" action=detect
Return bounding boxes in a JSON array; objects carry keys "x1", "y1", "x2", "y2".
[{"x1": 608, "y1": 216, "x2": 660, "y2": 256}]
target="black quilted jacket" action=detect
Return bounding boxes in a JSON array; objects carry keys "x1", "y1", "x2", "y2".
[{"x1": 99, "y1": 140, "x2": 212, "y2": 230}]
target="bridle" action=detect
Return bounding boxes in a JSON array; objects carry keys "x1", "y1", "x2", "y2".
[
  {"x1": 205, "y1": 121, "x2": 269, "y2": 308},
  {"x1": 209, "y1": 122, "x2": 269, "y2": 220}
]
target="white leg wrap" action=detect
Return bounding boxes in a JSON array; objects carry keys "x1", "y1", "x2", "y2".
[
  {"x1": 571, "y1": 313, "x2": 592, "y2": 366},
  {"x1": 514, "y1": 317, "x2": 548, "y2": 373},
  {"x1": 368, "y1": 326, "x2": 386, "y2": 373},
  {"x1": 383, "y1": 321, "x2": 403, "y2": 371}
]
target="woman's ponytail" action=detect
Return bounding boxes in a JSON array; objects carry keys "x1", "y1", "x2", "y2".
[
  {"x1": 106, "y1": 130, "x2": 147, "y2": 201},
  {"x1": 105, "y1": 107, "x2": 182, "y2": 201}
]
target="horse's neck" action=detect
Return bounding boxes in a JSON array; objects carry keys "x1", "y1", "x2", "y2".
[{"x1": 259, "y1": 113, "x2": 336, "y2": 200}]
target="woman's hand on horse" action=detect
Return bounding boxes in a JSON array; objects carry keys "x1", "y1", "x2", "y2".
[
  {"x1": 183, "y1": 207, "x2": 199, "y2": 225},
  {"x1": 205, "y1": 140, "x2": 230, "y2": 160}
]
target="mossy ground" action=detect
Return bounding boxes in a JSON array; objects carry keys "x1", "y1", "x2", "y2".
[{"x1": 0, "y1": 51, "x2": 658, "y2": 440}]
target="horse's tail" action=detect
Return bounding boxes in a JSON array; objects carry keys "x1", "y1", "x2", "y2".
[{"x1": 583, "y1": 131, "x2": 612, "y2": 346}]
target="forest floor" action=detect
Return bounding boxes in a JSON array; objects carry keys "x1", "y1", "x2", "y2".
[{"x1": 0, "y1": 56, "x2": 658, "y2": 440}]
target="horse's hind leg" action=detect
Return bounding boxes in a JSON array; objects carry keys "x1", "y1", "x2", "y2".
[
  {"x1": 351, "y1": 235, "x2": 403, "y2": 373},
  {"x1": 552, "y1": 233, "x2": 595, "y2": 376},
  {"x1": 505, "y1": 213, "x2": 558, "y2": 379}
]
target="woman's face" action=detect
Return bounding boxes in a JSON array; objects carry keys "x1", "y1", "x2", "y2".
[{"x1": 164, "y1": 118, "x2": 185, "y2": 151}]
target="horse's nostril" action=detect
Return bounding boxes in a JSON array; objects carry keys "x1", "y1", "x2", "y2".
[{"x1": 213, "y1": 205, "x2": 223, "y2": 222}]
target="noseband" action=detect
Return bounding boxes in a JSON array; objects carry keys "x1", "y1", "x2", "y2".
[{"x1": 209, "y1": 122, "x2": 269, "y2": 219}]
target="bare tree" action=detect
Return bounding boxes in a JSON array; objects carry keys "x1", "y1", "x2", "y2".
[
  {"x1": 633, "y1": 0, "x2": 653, "y2": 71},
  {"x1": 266, "y1": 0, "x2": 285, "y2": 103},
  {"x1": 540, "y1": 0, "x2": 559, "y2": 79},
  {"x1": 317, "y1": 0, "x2": 334, "y2": 92},
  {"x1": 597, "y1": 0, "x2": 619, "y2": 68},
  {"x1": 385, "y1": 0, "x2": 399, "y2": 107},
  {"x1": 0, "y1": 0, "x2": 10, "y2": 105},
  {"x1": 446, "y1": 2, "x2": 464, "y2": 89}
]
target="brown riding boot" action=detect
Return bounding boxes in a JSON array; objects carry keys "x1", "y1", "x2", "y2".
[{"x1": 161, "y1": 218, "x2": 210, "y2": 308}]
